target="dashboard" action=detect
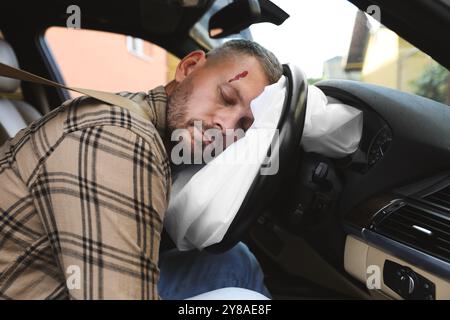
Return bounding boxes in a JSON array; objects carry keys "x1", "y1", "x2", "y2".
[
  {"x1": 367, "y1": 125, "x2": 393, "y2": 168},
  {"x1": 315, "y1": 79, "x2": 450, "y2": 299},
  {"x1": 317, "y1": 80, "x2": 450, "y2": 215},
  {"x1": 251, "y1": 78, "x2": 450, "y2": 300}
]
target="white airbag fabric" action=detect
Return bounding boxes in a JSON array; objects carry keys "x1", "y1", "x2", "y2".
[
  {"x1": 302, "y1": 85, "x2": 363, "y2": 158},
  {"x1": 165, "y1": 76, "x2": 363, "y2": 251},
  {"x1": 165, "y1": 77, "x2": 286, "y2": 251}
]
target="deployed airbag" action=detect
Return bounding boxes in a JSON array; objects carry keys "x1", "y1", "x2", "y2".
[
  {"x1": 302, "y1": 85, "x2": 363, "y2": 158},
  {"x1": 165, "y1": 76, "x2": 363, "y2": 251}
]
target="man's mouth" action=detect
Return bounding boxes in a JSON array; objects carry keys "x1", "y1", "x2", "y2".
[{"x1": 192, "y1": 126, "x2": 214, "y2": 147}]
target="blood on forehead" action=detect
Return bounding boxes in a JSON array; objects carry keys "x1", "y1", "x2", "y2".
[{"x1": 228, "y1": 71, "x2": 248, "y2": 83}]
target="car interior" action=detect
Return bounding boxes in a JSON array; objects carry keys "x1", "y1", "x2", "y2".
[{"x1": 0, "y1": 0, "x2": 449, "y2": 300}]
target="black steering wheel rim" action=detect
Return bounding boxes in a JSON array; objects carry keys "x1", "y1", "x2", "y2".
[{"x1": 207, "y1": 63, "x2": 308, "y2": 253}]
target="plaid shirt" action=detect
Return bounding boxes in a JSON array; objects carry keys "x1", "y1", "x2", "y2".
[{"x1": 0, "y1": 86, "x2": 171, "y2": 299}]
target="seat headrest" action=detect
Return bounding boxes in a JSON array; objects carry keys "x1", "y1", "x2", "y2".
[{"x1": 0, "y1": 39, "x2": 20, "y2": 93}]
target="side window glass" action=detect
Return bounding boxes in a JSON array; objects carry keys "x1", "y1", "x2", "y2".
[{"x1": 45, "y1": 27, "x2": 180, "y2": 97}]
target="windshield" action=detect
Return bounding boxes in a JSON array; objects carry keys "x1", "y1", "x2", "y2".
[{"x1": 250, "y1": 0, "x2": 449, "y2": 105}]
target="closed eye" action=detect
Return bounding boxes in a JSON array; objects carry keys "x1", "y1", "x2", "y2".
[{"x1": 219, "y1": 86, "x2": 236, "y2": 107}]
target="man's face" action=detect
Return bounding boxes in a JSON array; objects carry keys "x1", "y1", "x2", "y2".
[{"x1": 167, "y1": 52, "x2": 269, "y2": 152}]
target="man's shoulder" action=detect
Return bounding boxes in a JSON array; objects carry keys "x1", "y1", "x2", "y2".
[
  {"x1": 3, "y1": 93, "x2": 167, "y2": 184},
  {"x1": 61, "y1": 93, "x2": 157, "y2": 137}
]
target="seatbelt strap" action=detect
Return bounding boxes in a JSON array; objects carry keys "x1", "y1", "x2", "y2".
[{"x1": 0, "y1": 62, "x2": 150, "y2": 120}]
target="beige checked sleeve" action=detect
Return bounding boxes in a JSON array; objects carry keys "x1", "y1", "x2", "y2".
[{"x1": 31, "y1": 123, "x2": 169, "y2": 299}]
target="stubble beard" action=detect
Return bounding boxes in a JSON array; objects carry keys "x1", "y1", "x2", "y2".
[{"x1": 167, "y1": 78, "x2": 192, "y2": 135}]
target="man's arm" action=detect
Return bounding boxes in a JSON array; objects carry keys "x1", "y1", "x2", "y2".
[{"x1": 31, "y1": 124, "x2": 169, "y2": 299}]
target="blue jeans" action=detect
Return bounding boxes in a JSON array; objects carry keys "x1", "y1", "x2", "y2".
[{"x1": 158, "y1": 242, "x2": 271, "y2": 300}]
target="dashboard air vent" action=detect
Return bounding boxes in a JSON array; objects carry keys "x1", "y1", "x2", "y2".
[
  {"x1": 373, "y1": 204, "x2": 450, "y2": 263},
  {"x1": 423, "y1": 185, "x2": 450, "y2": 212}
]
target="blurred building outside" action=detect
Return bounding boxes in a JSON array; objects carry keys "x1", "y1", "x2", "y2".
[
  {"x1": 319, "y1": 11, "x2": 449, "y2": 104},
  {"x1": 46, "y1": 27, "x2": 179, "y2": 97}
]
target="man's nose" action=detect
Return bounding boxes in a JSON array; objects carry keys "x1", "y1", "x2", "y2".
[{"x1": 213, "y1": 108, "x2": 253, "y2": 132}]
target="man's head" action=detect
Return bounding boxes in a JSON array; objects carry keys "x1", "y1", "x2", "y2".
[{"x1": 166, "y1": 39, "x2": 282, "y2": 151}]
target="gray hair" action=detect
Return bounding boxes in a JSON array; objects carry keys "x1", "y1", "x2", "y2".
[{"x1": 206, "y1": 39, "x2": 283, "y2": 84}]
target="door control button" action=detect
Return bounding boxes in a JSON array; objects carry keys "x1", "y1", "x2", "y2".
[
  {"x1": 399, "y1": 274, "x2": 415, "y2": 295},
  {"x1": 383, "y1": 260, "x2": 435, "y2": 299}
]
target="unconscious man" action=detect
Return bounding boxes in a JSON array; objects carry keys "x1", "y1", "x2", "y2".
[{"x1": 0, "y1": 39, "x2": 283, "y2": 299}]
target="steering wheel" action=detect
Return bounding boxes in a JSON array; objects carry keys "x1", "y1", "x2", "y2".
[{"x1": 207, "y1": 63, "x2": 308, "y2": 253}]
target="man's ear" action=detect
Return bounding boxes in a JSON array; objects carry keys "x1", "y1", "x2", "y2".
[{"x1": 175, "y1": 50, "x2": 207, "y2": 82}]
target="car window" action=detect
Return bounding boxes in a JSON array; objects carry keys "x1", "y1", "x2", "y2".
[
  {"x1": 251, "y1": 0, "x2": 449, "y2": 105},
  {"x1": 45, "y1": 27, "x2": 180, "y2": 97}
]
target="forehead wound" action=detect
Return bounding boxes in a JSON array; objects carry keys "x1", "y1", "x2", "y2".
[{"x1": 228, "y1": 71, "x2": 249, "y2": 83}]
